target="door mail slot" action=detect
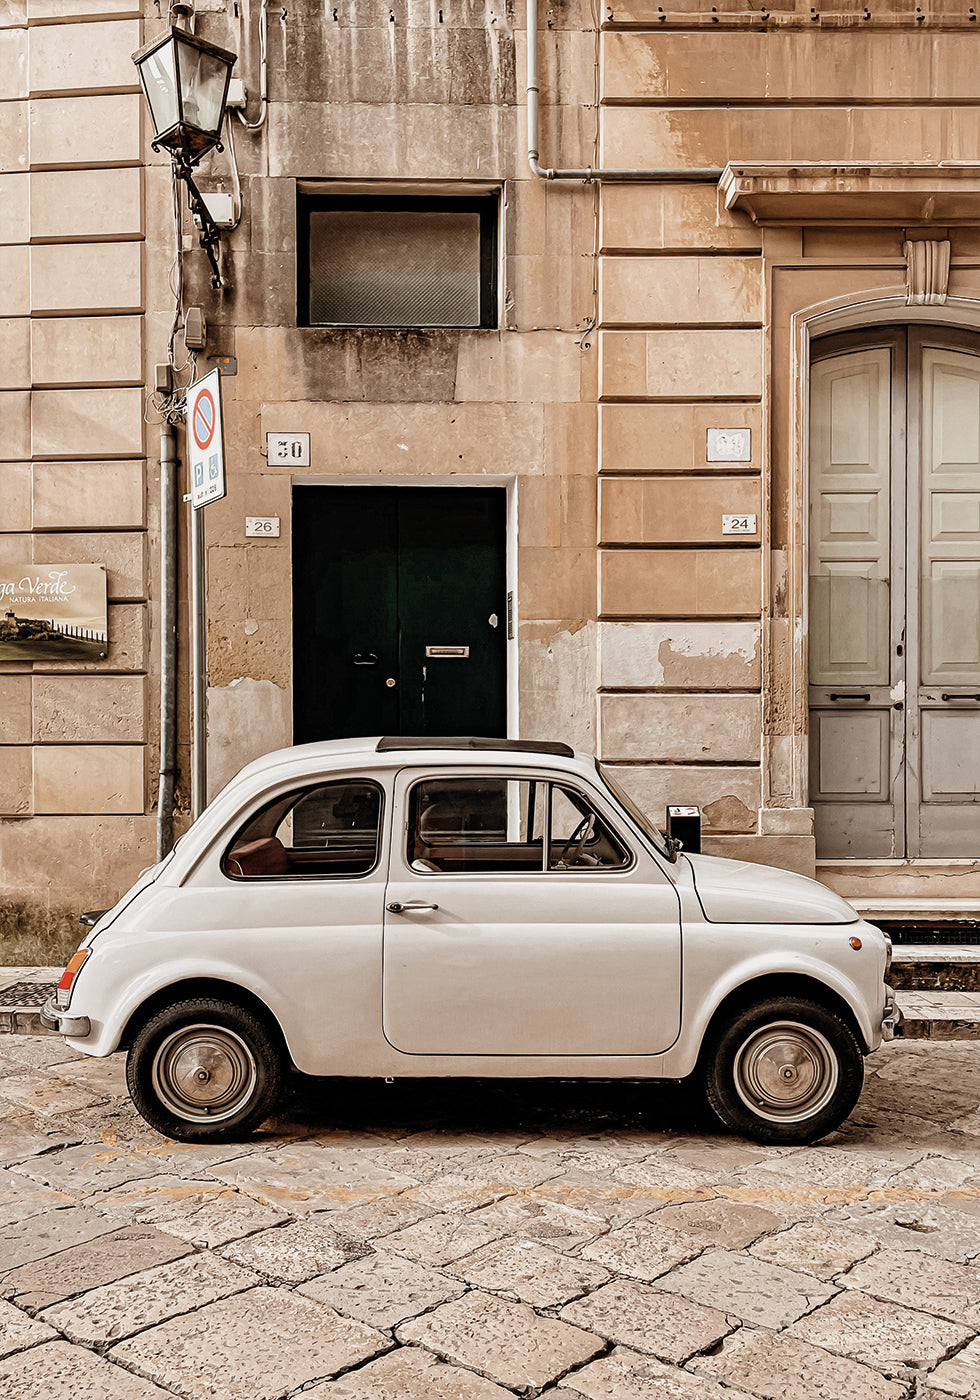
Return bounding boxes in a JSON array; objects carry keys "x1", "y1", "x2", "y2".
[{"x1": 426, "y1": 645, "x2": 469, "y2": 658}]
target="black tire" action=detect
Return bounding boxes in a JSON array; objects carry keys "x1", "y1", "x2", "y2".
[
  {"x1": 126, "y1": 996, "x2": 284, "y2": 1143},
  {"x1": 702, "y1": 995, "x2": 864, "y2": 1146}
]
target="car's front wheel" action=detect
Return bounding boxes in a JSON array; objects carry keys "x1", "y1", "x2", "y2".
[
  {"x1": 703, "y1": 995, "x2": 864, "y2": 1145},
  {"x1": 126, "y1": 997, "x2": 283, "y2": 1143}
]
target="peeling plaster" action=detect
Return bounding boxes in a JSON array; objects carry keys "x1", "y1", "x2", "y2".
[{"x1": 207, "y1": 678, "x2": 290, "y2": 800}]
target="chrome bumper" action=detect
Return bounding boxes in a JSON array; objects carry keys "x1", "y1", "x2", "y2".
[
  {"x1": 881, "y1": 986, "x2": 902, "y2": 1042},
  {"x1": 40, "y1": 995, "x2": 90, "y2": 1038}
]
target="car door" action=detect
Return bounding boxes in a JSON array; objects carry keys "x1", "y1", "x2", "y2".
[{"x1": 382, "y1": 767, "x2": 682, "y2": 1058}]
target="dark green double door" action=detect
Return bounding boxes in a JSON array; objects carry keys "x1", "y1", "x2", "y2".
[{"x1": 293, "y1": 486, "x2": 507, "y2": 742}]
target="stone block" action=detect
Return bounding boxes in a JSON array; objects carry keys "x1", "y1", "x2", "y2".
[
  {"x1": 397, "y1": 1291, "x2": 604, "y2": 1392},
  {"x1": 701, "y1": 834, "x2": 816, "y2": 877},
  {"x1": 601, "y1": 329, "x2": 762, "y2": 400},
  {"x1": 33, "y1": 743, "x2": 145, "y2": 814},
  {"x1": 760, "y1": 808, "x2": 814, "y2": 836},
  {"x1": 581, "y1": 1218, "x2": 702, "y2": 1284},
  {"x1": 32, "y1": 387, "x2": 144, "y2": 458},
  {"x1": 3, "y1": 1223, "x2": 191, "y2": 1310},
  {"x1": 787, "y1": 1290, "x2": 972, "y2": 1371},
  {"x1": 519, "y1": 546, "x2": 596, "y2": 622},
  {"x1": 656, "y1": 1248, "x2": 836, "y2": 1329},
  {"x1": 603, "y1": 764, "x2": 761, "y2": 833},
  {"x1": 39, "y1": 1253, "x2": 259, "y2": 1345},
  {"x1": 0, "y1": 317, "x2": 28, "y2": 387},
  {"x1": 600, "y1": 693, "x2": 761, "y2": 764},
  {"x1": 36, "y1": 601, "x2": 146, "y2": 672},
  {"x1": 31, "y1": 316, "x2": 142, "y2": 387},
  {"x1": 692, "y1": 1327, "x2": 906, "y2": 1400},
  {"x1": 601, "y1": 256, "x2": 762, "y2": 327},
  {"x1": 600, "y1": 476, "x2": 761, "y2": 545},
  {"x1": 300, "y1": 1251, "x2": 466, "y2": 1329},
  {"x1": 0, "y1": 675, "x2": 31, "y2": 741},
  {"x1": 382, "y1": 1211, "x2": 506, "y2": 1267},
  {"x1": 598, "y1": 621, "x2": 761, "y2": 690},
  {"x1": 653, "y1": 1198, "x2": 783, "y2": 1250},
  {"x1": 306, "y1": 1346, "x2": 514, "y2": 1399},
  {"x1": 0, "y1": 460, "x2": 31, "y2": 529},
  {"x1": 601, "y1": 183, "x2": 758, "y2": 254},
  {"x1": 219, "y1": 1218, "x2": 352, "y2": 1283},
  {"x1": 111, "y1": 1288, "x2": 390, "y2": 1395},
  {"x1": 600, "y1": 403, "x2": 761, "y2": 474},
  {"x1": 29, "y1": 92, "x2": 141, "y2": 168},
  {"x1": 0, "y1": 28, "x2": 26, "y2": 99},
  {"x1": 33, "y1": 460, "x2": 144, "y2": 529},
  {"x1": 0, "y1": 246, "x2": 29, "y2": 317},
  {"x1": 30, "y1": 166, "x2": 141, "y2": 240},
  {"x1": 28, "y1": 0, "x2": 139, "y2": 15},
  {"x1": 518, "y1": 474, "x2": 596, "y2": 549},
  {"x1": 33, "y1": 675, "x2": 145, "y2": 742},
  {"x1": 748, "y1": 1221, "x2": 878, "y2": 1282},
  {"x1": 840, "y1": 1247, "x2": 980, "y2": 1328},
  {"x1": 600, "y1": 548, "x2": 760, "y2": 617},
  {"x1": 0, "y1": 745, "x2": 32, "y2": 816},
  {"x1": 30, "y1": 242, "x2": 141, "y2": 314},
  {"x1": 518, "y1": 618, "x2": 596, "y2": 754},
  {"x1": 0, "y1": 390, "x2": 30, "y2": 457},
  {"x1": 0, "y1": 99, "x2": 26, "y2": 175},
  {"x1": 0, "y1": 1341, "x2": 175, "y2": 1400},
  {"x1": 206, "y1": 677, "x2": 291, "y2": 801},
  {"x1": 559, "y1": 1279, "x2": 734, "y2": 1364},
  {"x1": 28, "y1": 19, "x2": 140, "y2": 94},
  {"x1": 0, "y1": 1298, "x2": 57, "y2": 1359},
  {"x1": 929, "y1": 1335, "x2": 980, "y2": 1400},
  {"x1": 0, "y1": 174, "x2": 28, "y2": 242},
  {"x1": 559, "y1": 1349, "x2": 748, "y2": 1400},
  {"x1": 455, "y1": 329, "x2": 585, "y2": 404},
  {"x1": 447, "y1": 1238, "x2": 610, "y2": 1308}
]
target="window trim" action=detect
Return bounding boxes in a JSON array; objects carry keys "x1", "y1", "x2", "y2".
[
  {"x1": 403, "y1": 773, "x2": 636, "y2": 877},
  {"x1": 221, "y1": 778, "x2": 386, "y2": 882},
  {"x1": 297, "y1": 190, "x2": 499, "y2": 331}
]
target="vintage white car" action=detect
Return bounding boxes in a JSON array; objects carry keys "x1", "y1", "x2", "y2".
[{"x1": 44, "y1": 736, "x2": 897, "y2": 1145}]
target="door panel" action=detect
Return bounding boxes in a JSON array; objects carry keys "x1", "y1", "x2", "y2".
[
  {"x1": 810, "y1": 330, "x2": 980, "y2": 859},
  {"x1": 293, "y1": 486, "x2": 506, "y2": 743}
]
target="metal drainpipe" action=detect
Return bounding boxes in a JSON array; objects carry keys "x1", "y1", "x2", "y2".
[
  {"x1": 526, "y1": 0, "x2": 724, "y2": 183},
  {"x1": 157, "y1": 420, "x2": 178, "y2": 860}
]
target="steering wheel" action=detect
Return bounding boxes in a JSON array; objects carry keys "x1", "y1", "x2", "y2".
[{"x1": 558, "y1": 813, "x2": 596, "y2": 867}]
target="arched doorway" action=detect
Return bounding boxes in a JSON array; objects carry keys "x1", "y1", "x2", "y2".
[{"x1": 808, "y1": 325, "x2": 980, "y2": 859}]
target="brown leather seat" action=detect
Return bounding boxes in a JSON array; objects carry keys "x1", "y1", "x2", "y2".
[{"x1": 225, "y1": 836, "x2": 291, "y2": 878}]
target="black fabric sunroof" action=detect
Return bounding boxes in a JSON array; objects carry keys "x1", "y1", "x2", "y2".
[{"x1": 376, "y1": 736, "x2": 575, "y2": 758}]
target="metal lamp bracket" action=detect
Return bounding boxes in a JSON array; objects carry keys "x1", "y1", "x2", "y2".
[{"x1": 174, "y1": 156, "x2": 225, "y2": 289}]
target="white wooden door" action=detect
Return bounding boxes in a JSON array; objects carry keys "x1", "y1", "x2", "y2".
[{"x1": 809, "y1": 328, "x2": 980, "y2": 858}]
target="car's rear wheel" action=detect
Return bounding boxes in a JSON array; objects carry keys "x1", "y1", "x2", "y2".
[
  {"x1": 703, "y1": 995, "x2": 864, "y2": 1145},
  {"x1": 127, "y1": 997, "x2": 283, "y2": 1142}
]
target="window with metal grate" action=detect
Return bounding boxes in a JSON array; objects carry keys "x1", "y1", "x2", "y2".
[{"x1": 298, "y1": 191, "x2": 499, "y2": 330}]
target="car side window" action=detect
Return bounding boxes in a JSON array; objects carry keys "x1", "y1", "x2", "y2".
[
  {"x1": 223, "y1": 779, "x2": 383, "y2": 879},
  {"x1": 406, "y1": 776, "x2": 630, "y2": 874}
]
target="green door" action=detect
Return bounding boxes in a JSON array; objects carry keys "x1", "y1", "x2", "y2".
[{"x1": 292, "y1": 485, "x2": 507, "y2": 742}]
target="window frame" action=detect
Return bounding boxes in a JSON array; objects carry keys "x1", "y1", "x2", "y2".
[
  {"x1": 297, "y1": 190, "x2": 499, "y2": 331},
  {"x1": 221, "y1": 777, "x2": 386, "y2": 882},
  {"x1": 403, "y1": 773, "x2": 636, "y2": 877}
]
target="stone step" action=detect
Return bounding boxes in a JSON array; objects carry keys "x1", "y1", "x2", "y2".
[
  {"x1": 891, "y1": 946, "x2": 980, "y2": 992},
  {"x1": 894, "y1": 990, "x2": 980, "y2": 1040},
  {"x1": 0, "y1": 971, "x2": 59, "y2": 1036}
]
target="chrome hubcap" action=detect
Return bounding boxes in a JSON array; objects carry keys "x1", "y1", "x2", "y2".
[
  {"x1": 151, "y1": 1024, "x2": 257, "y2": 1123},
  {"x1": 733, "y1": 1021, "x2": 838, "y2": 1124}
]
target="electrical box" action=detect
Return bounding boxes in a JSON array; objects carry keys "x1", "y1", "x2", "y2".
[
  {"x1": 184, "y1": 307, "x2": 207, "y2": 351},
  {"x1": 199, "y1": 192, "x2": 236, "y2": 229},
  {"x1": 225, "y1": 77, "x2": 247, "y2": 109},
  {"x1": 666, "y1": 806, "x2": 701, "y2": 855}
]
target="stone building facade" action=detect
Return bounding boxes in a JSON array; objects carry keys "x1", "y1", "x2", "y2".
[{"x1": 3, "y1": 0, "x2": 980, "y2": 917}]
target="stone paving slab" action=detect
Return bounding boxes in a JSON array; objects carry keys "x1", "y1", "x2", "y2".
[
  {"x1": 218, "y1": 1216, "x2": 358, "y2": 1282},
  {"x1": 445, "y1": 1236, "x2": 610, "y2": 1307},
  {"x1": 91, "y1": 1174, "x2": 292, "y2": 1248},
  {"x1": 397, "y1": 1289, "x2": 605, "y2": 1391},
  {"x1": 111, "y1": 1286, "x2": 390, "y2": 1400},
  {"x1": 299, "y1": 1249, "x2": 467, "y2": 1329},
  {"x1": 0, "y1": 1167, "x2": 76, "y2": 1227},
  {"x1": 580, "y1": 1215, "x2": 705, "y2": 1283},
  {"x1": 305, "y1": 1343, "x2": 516, "y2": 1397},
  {"x1": 0, "y1": 1339, "x2": 176, "y2": 1399},
  {"x1": 1, "y1": 1222, "x2": 193, "y2": 1311},
  {"x1": 787, "y1": 1289, "x2": 973, "y2": 1370},
  {"x1": 39, "y1": 1251, "x2": 260, "y2": 1345},
  {"x1": 825, "y1": 1198, "x2": 980, "y2": 1263},
  {"x1": 839, "y1": 1246, "x2": 980, "y2": 1327},
  {"x1": 208, "y1": 1144, "x2": 416, "y2": 1213},
  {"x1": 927, "y1": 1333, "x2": 980, "y2": 1398},
  {"x1": 556, "y1": 1346, "x2": 757, "y2": 1400},
  {"x1": 690, "y1": 1327, "x2": 908, "y2": 1400},
  {"x1": 654, "y1": 1246, "x2": 838, "y2": 1328},
  {"x1": 380, "y1": 1210, "x2": 506, "y2": 1266},
  {"x1": 747, "y1": 1219, "x2": 878, "y2": 1279},
  {"x1": 650, "y1": 1195, "x2": 784, "y2": 1249},
  {"x1": 559, "y1": 1279, "x2": 736, "y2": 1364},
  {"x1": 0, "y1": 1204, "x2": 129, "y2": 1271},
  {"x1": 0, "y1": 1296, "x2": 58, "y2": 1359}
]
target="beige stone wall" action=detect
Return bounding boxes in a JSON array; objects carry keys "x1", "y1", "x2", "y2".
[
  {"x1": 5, "y1": 0, "x2": 980, "y2": 908},
  {"x1": 0, "y1": 0, "x2": 155, "y2": 907}
]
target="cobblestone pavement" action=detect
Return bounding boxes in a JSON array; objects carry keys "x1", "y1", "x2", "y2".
[{"x1": 2, "y1": 1032, "x2": 980, "y2": 1399}]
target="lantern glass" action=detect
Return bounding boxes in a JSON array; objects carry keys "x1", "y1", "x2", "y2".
[{"x1": 133, "y1": 27, "x2": 236, "y2": 164}]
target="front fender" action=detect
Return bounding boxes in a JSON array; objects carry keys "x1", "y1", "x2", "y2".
[
  {"x1": 64, "y1": 956, "x2": 288, "y2": 1059},
  {"x1": 662, "y1": 948, "x2": 882, "y2": 1079}
]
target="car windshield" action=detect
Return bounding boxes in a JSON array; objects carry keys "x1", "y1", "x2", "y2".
[{"x1": 596, "y1": 763, "x2": 675, "y2": 861}]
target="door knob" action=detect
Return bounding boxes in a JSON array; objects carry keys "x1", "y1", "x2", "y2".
[{"x1": 385, "y1": 677, "x2": 396, "y2": 688}]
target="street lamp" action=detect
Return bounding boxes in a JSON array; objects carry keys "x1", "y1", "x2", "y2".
[{"x1": 132, "y1": 26, "x2": 237, "y2": 287}]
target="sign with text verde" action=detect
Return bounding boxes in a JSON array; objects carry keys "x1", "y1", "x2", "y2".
[
  {"x1": 0, "y1": 565, "x2": 108, "y2": 661},
  {"x1": 187, "y1": 367, "x2": 226, "y2": 509}
]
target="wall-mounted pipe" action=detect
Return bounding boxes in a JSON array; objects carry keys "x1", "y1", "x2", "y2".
[
  {"x1": 157, "y1": 421, "x2": 178, "y2": 860},
  {"x1": 526, "y1": 0, "x2": 723, "y2": 184}
]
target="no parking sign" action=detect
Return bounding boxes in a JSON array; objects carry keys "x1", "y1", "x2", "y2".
[{"x1": 186, "y1": 369, "x2": 226, "y2": 509}]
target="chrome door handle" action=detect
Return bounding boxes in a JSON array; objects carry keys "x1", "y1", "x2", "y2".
[{"x1": 386, "y1": 901, "x2": 439, "y2": 913}]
